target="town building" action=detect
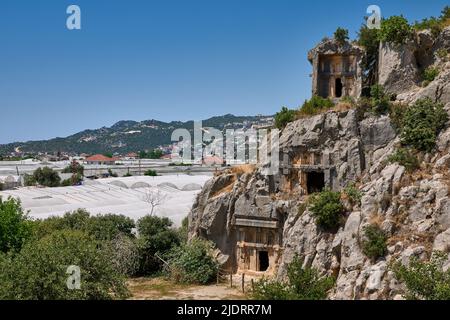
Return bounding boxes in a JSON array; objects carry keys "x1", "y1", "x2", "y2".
[{"x1": 85, "y1": 154, "x2": 118, "y2": 165}]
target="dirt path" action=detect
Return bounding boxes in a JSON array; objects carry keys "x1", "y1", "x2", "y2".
[{"x1": 128, "y1": 277, "x2": 247, "y2": 300}]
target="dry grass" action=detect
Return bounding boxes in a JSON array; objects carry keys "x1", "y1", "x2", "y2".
[
  {"x1": 230, "y1": 164, "x2": 256, "y2": 176},
  {"x1": 295, "y1": 101, "x2": 356, "y2": 119},
  {"x1": 333, "y1": 102, "x2": 354, "y2": 113},
  {"x1": 369, "y1": 213, "x2": 384, "y2": 227}
]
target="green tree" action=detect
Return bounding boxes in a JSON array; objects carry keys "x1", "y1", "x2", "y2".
[
  {"x1": 274, "y1": 107, "x2": 296, "y2": 129},
  {"x1": 378, "y1": 16, "x2": 413, "y2": 45},
  {"x1": 144, "y1": 169, "x2": 158, "y2": 177},
  {"x1": 32, "y1": 210, "x2": 135, "y2": 241},
  {"x1": 136, "y1": 216, "x2": 180, "y2": 274},
  {"x1": 358, "y1": 24, "x2": 380, "y2": 89},
  {"x1": 0, "y1": 197, "x2": 33, "y2": 253},
  {"x1": 23, "y1": 174, "x2": 36, "y2": 187},
  {"x1": 0, "y1": 230, "x2": 129, "y2": 300},
  {"x1": 149, "y1": 149, "x2": 164, "y2": 159},
  {"x1": 32, "y1": 167, "x2": 61, "y2": 187},
  {"x1": 334, "y1": 27, "x2": 349, "y2": 44},
  {"x1": 62, "y1": 161, "x2": 84, "y2": 176},
  {"x1": 167, "y1": 238, "x2": 218, "y2": 285}
]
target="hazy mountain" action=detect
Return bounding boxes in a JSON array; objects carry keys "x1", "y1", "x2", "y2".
[{"x1": 0, "y1": 114, "x2": 274, "y2": 154}]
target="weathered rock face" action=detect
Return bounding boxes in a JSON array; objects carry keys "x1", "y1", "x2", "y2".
[
  {"x1": 378, "y1": 41, "x2": 421, "y2": 95},
  {"x1": 189, "y1": 27, "x2": 450, "y2": 300},
  {"x1": 381, "y1": 26, "x2": 450, "y2": 102}
]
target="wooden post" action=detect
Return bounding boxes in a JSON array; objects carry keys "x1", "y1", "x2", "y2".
[
  {"x1": 230, "y1": 273, "x2": 233, "y2": 288},
  {"x1": 251, "y1": 278, "x2": 254, "y2": 291},
  {"x1": 241, "y1": 273, "x2": 245, "y2": 293}
]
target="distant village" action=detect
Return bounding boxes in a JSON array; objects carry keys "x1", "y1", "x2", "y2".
[{"x1": 0, "y1": 115, "x2": 275, "y2": 191}]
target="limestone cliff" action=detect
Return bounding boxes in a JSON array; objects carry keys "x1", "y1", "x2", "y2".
[{"x1": 189, "y1": 27, "x2": 450, "y2": 300}]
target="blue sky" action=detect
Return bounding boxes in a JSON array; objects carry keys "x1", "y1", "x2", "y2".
[{"x1": 0, "y1": 0, "x2": 448, "y2": 143}]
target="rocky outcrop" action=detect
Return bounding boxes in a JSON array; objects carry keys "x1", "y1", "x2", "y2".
[
  {"x1": 189, "y1": 27, "x2": 450, "y2": 300},
  {"x1": 378, "y1": 41, "x2": 421, "y2": 95}
]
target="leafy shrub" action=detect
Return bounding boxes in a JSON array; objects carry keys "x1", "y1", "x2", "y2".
[
  {"x1": 378, "y1": 16, "x2": 413, "y2": 45},
  {"x1": 340, "y1": 96, "x2": 355, "y2": 105},
  {"x1": 392, "y1": 252, "x2": 450, "y2": 300},
  {"x1": 274, "y1": 107, "x2": 296, "y2": 129},
  {"x1": 414, "y1": 17, "x2": 443, "y2": 38},
  {"x1": 357, "y1": 24, "x2": 380, "y2": 88},
  {"x1": 343, "y1": 183, "x2": 362, "y2": 205},
  {"x1": 61, "y1": 161, "x2": 84, "y2": 175},
  {"x1": 437, "y1": 48, "x2": 448, "y2": 60},
  {"x1": 389, "y1": 103, "x2": 407, "y2": 132},
  {"x1": 388, "y1": 148, "x2": 420, "y2": 172},
  {"x1": 370, "y1": 84, "x2": 390, "y2": 114},
  {"x1": 0, "y1": 197, "x2": 33, "y2": 253},
  {"x1": 298, "y1": 96, "x2": 334, "y2": 116},
  {"x1": 144, "y1": 169, "x2": 158, "y2": 177},
  {"x1": 177, "y1": 216, "x2": 189, "y2": 243},
  {"x1": 422, "y1": 67, "x2": 439, "y2": 83},
  {"x1": 309, "y1": 188, "x2": 344, "y2": 230},
  {"x1": 136, "y1": 215, "x2": 180, "y2": 275},
  {"x1": 167, "y1": 238, "x2": 218, "y2": 285},
  {"x1": 414, "y1": 6, "x2": 450, "y2": 38},
  {"x1": 251, "y1": 278, "x2": 293, "y2": 300},
  {"x1": 251, "y1": 255, "x2": 335, "y2": 300},
  {"x1": 334, "y1": 27, "x2": 349, "y2": 44},
  {"x1": 401, "y1": 98, "x2": 448, "y2": 151},
  {"x1": 32, "y1": 167, "x2": 61, "y2": 187},
  {"x1": 108, "y1": 169, "x2": 118, "y2": 177},
  {"x1": 23, "y1": 173, "x2": 36, "y2": 187},
  {"x1": 32, "y1": 210, "x2": 135, "y2": 241},
  {"x1": 107, "y1": 233, "x2": 140, "y2": 276},
  {"x1": 0, "y1": 230, "x2": 129, "y2": 300},
  {"x1": 61, "y1": 173, "x2": 83, "y2": 187},
  {"x1": 362, "y1": 225, "x2": 387, "y2": 260},
  {"x1": 139, "y1": 149, "x2": 164, "y2": 159}
]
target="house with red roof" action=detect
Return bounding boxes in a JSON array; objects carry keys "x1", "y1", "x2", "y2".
[{"x1": 85, "y1": 154, "x2": 118, "y2": 165}]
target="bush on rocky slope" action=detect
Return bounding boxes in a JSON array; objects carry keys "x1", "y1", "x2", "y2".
[
  {"x1": 298, "y1": 96, "x2": 334, "y2": 117},
  {"x1": 275, "y1": 107, "x2": 296, "y2": 129},
  {"x1": 308, "y1": 188, "x2": 345, "y2": 231},
  {"x1": 401, "y1": 98, "x2": 448, "y2": 152},
  {"x1": 362, "y1": 225, "x2": 388, "y2": 261},
  {"x1": 252, "y1": 255, "x2": 335, "y2": 300},
  {"x1": 388, "y1": 147, "x2": 420, "y2": 172},
  {"x1": 392, "y1": 252, "x2": 450, "y2": 300}
]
